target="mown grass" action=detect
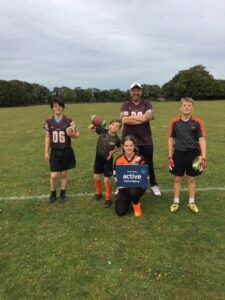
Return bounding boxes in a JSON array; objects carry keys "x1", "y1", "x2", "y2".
[{"x1": 0, "y1": 101, "x2": 225, "y2": 300}]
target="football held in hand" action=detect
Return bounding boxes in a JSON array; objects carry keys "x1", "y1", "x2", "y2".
[{"x1": 90, "y1": 115, "x2": 106, "y2": 128}]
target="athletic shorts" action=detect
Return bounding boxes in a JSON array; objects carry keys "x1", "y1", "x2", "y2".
[
  {"x1": 94, "y1": 155, "x2": 113, "y2": 177},
  {"x1": 170, "y1": 149, "x2": 202, "y2": 177},
  {"x1": 50, "y1": 147, "x2": 76, "y2": 172}
]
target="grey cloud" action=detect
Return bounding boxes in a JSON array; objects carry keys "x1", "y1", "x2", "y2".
[{"x1": 0, "y1": 0, "x2": 225, "y2": 90}]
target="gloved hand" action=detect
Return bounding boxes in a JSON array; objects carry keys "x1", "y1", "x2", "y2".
[
  {"x1": 199, "y1": 158, "x2": 207, "y2": 169},
  {"x1": 168, "y1": 157, "x2": 175, "y2": 170}
]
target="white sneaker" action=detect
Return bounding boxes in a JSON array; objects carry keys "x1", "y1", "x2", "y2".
[{"x1": 151, "y1": 185, "x2": 161, "y2": 196}]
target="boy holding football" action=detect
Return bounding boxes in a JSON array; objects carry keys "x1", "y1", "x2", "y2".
[
  {"x1": 168, "y1": 97, "x2": 207, "y2": 213},
  {"x1": 43, "y1": 97, "x2": 79, "y2": 204},
  {"x1": 88, "y1": 119, "x2": 122, "y2": 208}
]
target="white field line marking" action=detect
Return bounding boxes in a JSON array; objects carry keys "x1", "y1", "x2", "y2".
[{"x1": 0, "y1": 187, "x2": 225, "y2": 201}]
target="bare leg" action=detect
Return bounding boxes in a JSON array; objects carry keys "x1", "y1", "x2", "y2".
[
  {"x1": 50, "y1": 172, "x2": 59, "y2": 191},
  {"x1": 187, "y1": 176, "x2": 196, "y2": 200},
  {"x1": 60, "y1": 171, "x2": 68, "y2": 190},
  {"x1": 174, "y1": 176, "x2": 183, "y2": 199}
]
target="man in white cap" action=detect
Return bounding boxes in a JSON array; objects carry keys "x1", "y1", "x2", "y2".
[{"x1": 120, "y1": 82, "x2": 161, "y2": 196}]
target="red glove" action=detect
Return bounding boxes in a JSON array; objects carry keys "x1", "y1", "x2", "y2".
[
  {"x1": 168, "y1": 157, "x2": 175, "y2": 170},
  {"x1": 199, "y1": 158, "x2": 207, "y2": 169}
]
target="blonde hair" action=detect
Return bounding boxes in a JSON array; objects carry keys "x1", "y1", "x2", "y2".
[{"x1": 180, "y1": 97, "x2": 194, "y2": 105}]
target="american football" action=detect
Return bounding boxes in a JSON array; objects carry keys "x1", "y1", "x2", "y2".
[
  {"x1": 66, "y1": 126, "x2": 76, "y2": 135},
  {"x1": 90, "y1": 114, "x2": 106, "y2": 128},
  {"x1": 192, "y1": 155, "x2": 203, "y2": 172}
]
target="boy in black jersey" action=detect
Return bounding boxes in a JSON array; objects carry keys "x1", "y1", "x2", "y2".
[
  {"x1": 43, "y1": 98, "x2": 79, "y2": 204},
  {"x1": 168, "y1": 97, "x2": 207, "y2": 213},
  {"x1": 88, "y1": 119, "x2": 121, "y2": 208}
]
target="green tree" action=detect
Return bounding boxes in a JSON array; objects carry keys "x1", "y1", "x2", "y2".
[
  {"x1": 162, "y1": 65, "x2": 217, "y2": 100},
  {"x1": 142, "y1": 84, "x2": 161, "y2": 100},
  {"x1": 31, "y1": 83, "x2": 50, "y2": 104}
]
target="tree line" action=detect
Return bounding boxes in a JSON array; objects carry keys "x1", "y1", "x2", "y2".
[{"x1": 0, "y1": 65, "x2": 225, "y2": 107}]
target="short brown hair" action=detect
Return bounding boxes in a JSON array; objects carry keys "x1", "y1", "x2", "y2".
[
  {"x1": 109, "y1": 119, "x2": 122, "y2": 127},
  {"x1": 180, "y1": 97, "x2": 194, "y2": 105}
]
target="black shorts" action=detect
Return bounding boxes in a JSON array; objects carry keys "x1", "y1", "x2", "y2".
[
  {"x1": 50, "y1": 147, "x2": 76, "y2": 172},
  {"x1": 170, "y1": 149, "x2": 202, "y2": 177},
  {"x1": 94, "y1": 155, "x2": 113, "y2": 177}
]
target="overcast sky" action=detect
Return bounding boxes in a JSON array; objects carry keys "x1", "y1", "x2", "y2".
[{"x1": 0, "y1": 0, "x2": 225, "y2": 90}]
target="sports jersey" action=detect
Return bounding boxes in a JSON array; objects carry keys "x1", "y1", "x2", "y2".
[
  {"x1": 43, "y1": 115, "x2": 74, "y2": 150},
  {"x1": 121, "y1": 99, "x2": 154, "y2": 145},
  {"x1": 95, "y1": 127, "x2": 121, "y2": 157},
  {"x1": 114, "y1": 153, "x2": 146, "y2": 167},
  {"x1": 168, "y1": 116, "x2": 206, "y2": 151}
]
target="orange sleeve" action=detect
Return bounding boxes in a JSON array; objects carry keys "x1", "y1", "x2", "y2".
[
  {"x1": 192, "y1": 117, "x2": 206, "y2": 137},
  {"x1": 168, "y1": 117, "x2": 180, "y2": 138}
]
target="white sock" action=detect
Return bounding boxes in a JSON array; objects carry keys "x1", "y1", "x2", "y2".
[
  {"x1": 174, "y1": 197, "x2": 179, "y2": 204},
  {"x1": 189, "y1": 197, "x2": 195, "y2": 204}
]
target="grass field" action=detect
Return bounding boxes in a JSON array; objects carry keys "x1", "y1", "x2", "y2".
[{"x1": 0, "y1": 101, "x2": 225, "y2": 300}]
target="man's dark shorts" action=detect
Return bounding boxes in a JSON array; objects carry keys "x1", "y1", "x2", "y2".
[
  {"x1": 170, "y1": 149, "x2": 202, "y2": 177},
  {"x1": 50, "y1": 147, "x2": 76, "y2": 172}
]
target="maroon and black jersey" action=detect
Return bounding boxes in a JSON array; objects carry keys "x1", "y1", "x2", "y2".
[
  {"x1": 168, "y1": 116, "x2": 206, "y2": 151},
  {"x1": 121, "y1": 99, "x2": 154, "y2": 145},
  {"x1": 43, "y1": 115, "x2": 74, "y2": 149}
]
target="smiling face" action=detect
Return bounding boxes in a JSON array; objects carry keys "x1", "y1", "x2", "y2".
[
  {"x1": 130, "y1": 87, "x2": 142, "y2": 104},
  {"x1": 52, "y1": 102, "x2": 64, "y2": 116},
  {"x1": 180, "y1": 101, "x2": 193, "y2": 117},
  {"x1": 123, "y1": 139, "x2": 135, "y2": 156},
  {"x1": 108, "y1": 122, "x2": 121, "y2": 134}
]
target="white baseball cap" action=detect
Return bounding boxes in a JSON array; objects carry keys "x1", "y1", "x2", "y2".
[{"x1": 130, "y1": 82, "x2": 142, "y2": 89}]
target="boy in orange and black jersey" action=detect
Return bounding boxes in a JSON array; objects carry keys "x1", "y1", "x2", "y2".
[{"x1": 168, "y1": 97, "x2": 207, "y2": 214}]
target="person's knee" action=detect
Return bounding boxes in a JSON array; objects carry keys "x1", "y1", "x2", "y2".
[
  {"x1": 115, "y1": 201, "x2": 129, "y2": 216},
  {"x1": 51, "y1": 172, "x2": 58, "y2": 180},
  {"x1": 187, "y1": 176, "x2": 195, "y2": 184},
  {"x1": 104, "y1": 177, "x2": 111, "y2": 185},
  {"x1": 61, "y1": 171, "x2": 67, "y2": 179},
  {"x1": 115, "y1": 209, "x2": 126, "y2": 216},
  {"x1": 94, "y1": 174, "x2": 100, "y2": 181},
  {"x1": 174, "y1": 176, "x2": 182, "y2": 184}
]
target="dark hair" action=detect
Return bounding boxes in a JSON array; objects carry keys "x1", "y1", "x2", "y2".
[
  {"x1": 122, "y1": 135, "x2": 139, "y2": 153},
  {"x1": 109, "y1": 119, "x2": 122, "y2": 127},
  {"x1": 50, "y1": 97, "x2": 65, "y2": 109}
]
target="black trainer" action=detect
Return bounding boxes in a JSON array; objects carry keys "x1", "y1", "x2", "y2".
[
  {"x1": 48, "y1": 193, "x2": 56, "y2": 204},
  {"x1": 95, "y1": 193, "x2": 103, "y2": 200},
  {"x1": 104, "y1": 200, "x2": 112, "y2": 208},
  {"x1": 60, "y1": 193, "x2": 67, "y2": 204}
]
